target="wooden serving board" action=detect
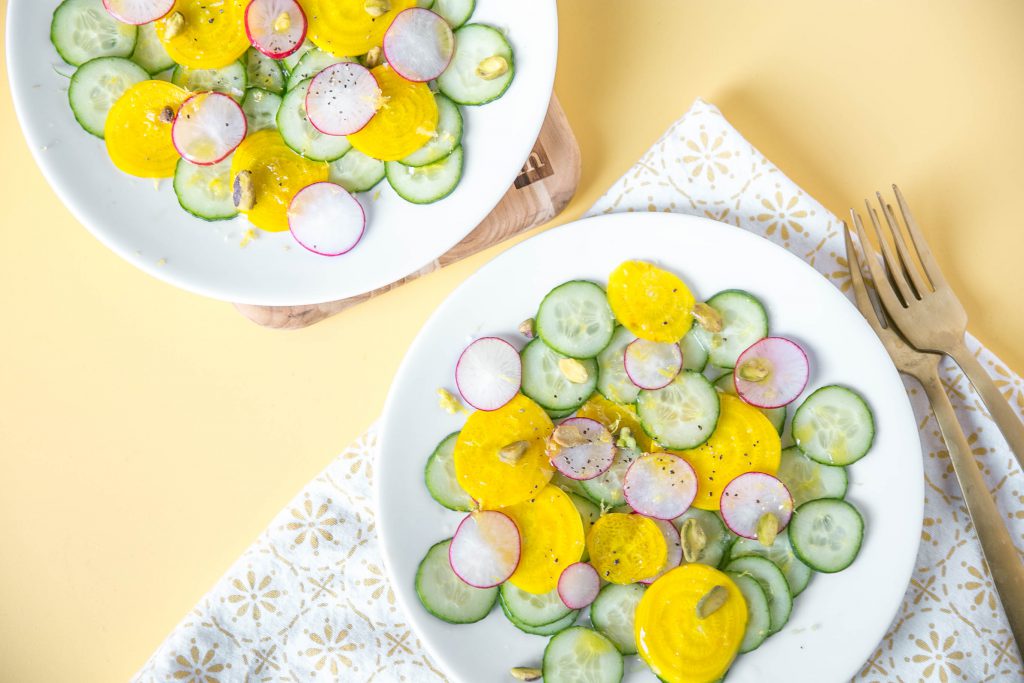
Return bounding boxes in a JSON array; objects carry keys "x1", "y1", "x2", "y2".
[{"x1": 234, "y1": 95, "x2": 581, "y2": 330}]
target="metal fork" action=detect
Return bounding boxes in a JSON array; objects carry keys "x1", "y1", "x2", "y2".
[
  {"x1": 844, "y1": 226, "x2": 1024, "y2": 649},
  {"x1": 849, "y1": 185, "x2": 1024, "y2": 472}
]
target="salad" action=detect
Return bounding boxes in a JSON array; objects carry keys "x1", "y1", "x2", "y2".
[
  {"x1": 50, "y1": 0, "x2": 511, "y2": 255},
  {"x1": 416, "y1": 260, "x2": 874, "y2": 683}
]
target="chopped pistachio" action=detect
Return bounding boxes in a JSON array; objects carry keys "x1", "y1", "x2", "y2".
[
  {"x1": 476, "y1": 55, "x2": 509, "y2": 80},
  {"x1": 518, "y1": 317, "x2": 536, "y2": 339},
  {"x1": 680, "y1": 517, "x2": 707, "y2": 563},
  {"x1": 510, "y1": 667, "x2": 542, "y2": 681},
  {"x1": 756, "y1": 513, "x2": 779, "y2": 547},
  {"x1": 273, "y1": 11, "x2": 291, "y2": 32},
  {"x1": 692, "y1": 302, "x2": 723, "y2": 333},
  {"x1": 738, "y1": 357, "x2": 771, "y2": 383},
  {"x1": 696, "y1": 584, "x2": 730, "y2": 619},
  {"x1": 232, "y1": 171, "x2": 255, "y2": 211},
  {"x1": 552, "y1": 423, "x2": 587, "y2": 448},
  {"x1": 616, "y1": 426, "x2": 637, "y2": 450},
  {"x1": 362, "y1": 46, "x2": 383, "y2": 69},
  {"x1": 498, "y1": 440, "x2": 529, "y2": 465},
  {"x1": 364, "y1": 0, "x2": 390, "y2": 17},
  {"x1": 163, "y1": 11, "x2": 185, "y2": 40},
  {"x1": 158, "y1": 106, "x2": 175, "y2": 123},
  {"x1": 558, "y1": 357, "x2": 589, "y2": 384}
]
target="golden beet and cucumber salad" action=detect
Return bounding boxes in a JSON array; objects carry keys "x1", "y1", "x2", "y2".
[
  {"x1": 52, "y1": 0, "x2": 511, "y2": 255},
  {"x1": 418, "y1": 260, "x2": 874, "y2": 683}
]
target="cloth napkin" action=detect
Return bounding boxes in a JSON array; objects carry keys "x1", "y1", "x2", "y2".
[{"x1": 134, "y1": 99, "x2": 1024, "y2": 683}]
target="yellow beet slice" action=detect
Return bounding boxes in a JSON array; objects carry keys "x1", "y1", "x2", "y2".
[
  {"x1": 635, "y1": 564, "x2": 747, "y2": 683},
  {"x1": 105, "y1": 80, "x2": 189, "y2": 178},
  {"x1": 575, "y1": 393, "x2": 659, "y2": 453},
  {"x1": 229, "y1": 130, "x2": 329, "y2": 233},
  {"x1": 305, "y1": 0, "x2": 415, "y2": 57},
  {"x1": 453, "y1": 394, "x2": 555, "y2": 509},
  {"x1": 607, "y1": 260, "x2": 697, "y2": 343},
  {"x1": 156, "y1": 0, "x2": 250, "y2": 69},
  {"x1": 587, "y1": 513, "x2": 667, "y2": 585},
  {"x1": 675, "y1": 394, "x2": 781, "y2": 510},
  {"x1": 504, "y1": 485, "x2": 585, "y2": 594},
  {"x1": 347, "y1": 65, "x2": 438, "y2": 161}
]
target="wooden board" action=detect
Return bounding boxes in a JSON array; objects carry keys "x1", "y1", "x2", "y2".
[{"x1": 234, "y1": 95, "x2": 581, "y2": 330}]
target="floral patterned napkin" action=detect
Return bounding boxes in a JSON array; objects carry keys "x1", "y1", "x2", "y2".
[{"x1": 134, "y1": 99, "x2": 1024, "y2": 683}]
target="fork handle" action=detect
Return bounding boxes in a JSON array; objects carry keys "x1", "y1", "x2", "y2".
[
  {"x1": 919, "y1": 370, "x2": 1024, "y2": 649},
  {"x1": 949, "y1": 339, "x2": 1024, "y2": 473}
]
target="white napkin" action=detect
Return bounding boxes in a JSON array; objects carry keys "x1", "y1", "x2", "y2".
[{"x1": 134, "y1": 99, "x2": 1024, "y2": 683}]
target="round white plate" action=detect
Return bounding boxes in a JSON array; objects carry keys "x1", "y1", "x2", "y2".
[
  {"x1": 378, "y1": 213, "x2": 924, "y2": 683},
  {"x1": 5, "y1": 0, "x2": 557, "y2": 305}
]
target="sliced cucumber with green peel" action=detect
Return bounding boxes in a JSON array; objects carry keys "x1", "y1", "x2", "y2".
[
  {"x1": 246, "y1": 47, "x2": 286, "y2": 94},
  {"x1": 400, "y1": 94, "x2": 463, "y2": 167},
  {"x1": 286, "y1": 49, "x2": 350, "y2": 91},
  {"x1": 173, "y1": 157, "x2": 238, "y2": 221},
  {"x1": 569, "y1": 492, "x2": 600, "y2": 561},
  {"x1": 437, "y1": 24, "x2": 514, "y2": 106},
  {"x1": 432, "y1": 0, "x2": 475, "y2": 28},
  {"x1": 536, "y1": 281, "x2": 615, "y2": 359},
  {"x1": 501, "y1": 600, "x2": 579, "y2": 636},
  {"x1": 241, "y1": 88, "x2": 282, "y2": 132},
  {"x1": 727, "y1": 528, "x2": 813, "y2": 596},
  {"x1": 499, "y1": 583, "x2": 573, "y2": 628},
  {"x1": 580, "y1": 446, "x2": 638, "y2": 508},
  {"x1": 51, "y1": 0, "x2": 137, "y2": 67},
  {"x1": 596, "y1": 326, "x2": 639, "y2": 404},
  {"x1": 542, "y1": 627, "x2": 624, "y2": 683},
  {"x1": 691, "y1": 290, "x2": 768, "y2": 368},
  {"x1": 680, "y1": 326, "x2": 709, "y2": 372},
  {"x1": 713, "y1": 372, "x2": 786, "y2": 435},
  {"x1": 424, "y1": 432, "x2": 472, "y2": 512},
  {"x1": 789, "y1": 498, "x2": 864, "y2": 573},
  {"x1": 725, "y1": 555, "x2": 792, "y2": 635},
  {"x1": 672, "y1": 508, "x2": 733, "y2": 568},
  {"x1": 68, "y1": 57, "x2": 148, "y2": 138},
  {"x1": 546, "y1": 407, "x2": 576, "y2": 420},
  {"x1": 130, "y1": 22, "x2": 174, "y2": 74},
  {"x1": 777, "y1": 445, "x2": 849, "y2": 507},
  {"x1": 330, "y1": 150, "x2": 386, "y2": 193},
  {"x1": 728, "y1": 572, "x2": 771, "y2": 653},
  {"x1": 792, "y1": 385, "x2": 875, "y2": 466},
  {"x1": 589, "y1": 583, "x2": 645, "y2": 655},
  {"x1": 278, "y1": 78, "x2": 352, "y2": 161},
  {"x1": 417, "y1": 0, "x2": 436, "y2": 7},
  {"x1": 172, "y1": 61, "x2": 247, "y2": 101},
  {"x1": 637, "y1": 371, "x2": 719, "y2": 450},
  {"x1": 551, "y1": 471, "x2": 591, "y2": 500},
  {"x1": 415, "y1": 539, "x2": 497, "y2": 624},
  {"x1": 520, "y1": 339, "x2": 598, "y2": 412},
  {"x1": 282, "y1": 40, "x2": 315, "y2": 72},
  {"x1": 386, "y1": 147, "x2": 463, "y2": 204}
]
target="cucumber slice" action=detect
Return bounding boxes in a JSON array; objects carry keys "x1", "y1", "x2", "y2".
[
  {"x1": 172, "y1": 61, "x2": 247, "y2": 102},
  {"x1": 713, "y1": 372, "x2": 786, "y2": 435},
  {"x1": 437, "y1": 24, "x2": 514, "y2": 106},
  {"x1": 672, "y1": 508, "x2": 733, "y2": 568},
  {"x1": 246, "y1": 47, "x2": 286, "y2": 94},
  {"x1": 691, "y1": 290, "x2": 768, "y2": 369},
  {"x1": 130, "y1": 22, "x2": 174, "y2": 74},
  {"x1": 51, "y1": 0, "x2": 137, "y2": 67},
  {"x1": 789, "y1": 498, "x2": 864, "y2": 573},
  {"x1": 596, "y1": 326, "x2": 640, "y2": 405},
  {"x1": 536, "y1": 281, "x2": 615, "y2": 360},
  {"x1": 241, "y1": 88, "x2": 283, "y2": 132},
  {"x1": 385, "y1": 147, "x2": 463, "y2": 203},
  {"x1": 501, "y1": 601, "x2": 579, "y2": 636},
  {"x1": 792, "y1": 385, "x2": 875, "y2": 466},
  {"x1": 636, "y1": 371, "x2": 719, "y2": 450},
  {"x1": 286, "y1": 48, "x2": 351, "y2": 91},
  {"x1": 415, "y1": 539, "x2": 497, "y2": 624},
  {"x1": 727, "y1": 572, "x2": 771, "y2": 653},
  {"x1": 173, "y1": 157, "x2": 238, "y2": 221},
  {"x1": 542, "y1": 627, "x2": 624, "y2": 683},
  {"x1": 727, "y1": 529, "x2": 813, "y2": 596},
  {"x1": 551, "y1": 471, "x2": 591, "y2": 500},
  {"x1": 68, "y1": 56, "x2": 148, "y2": 138},
  {"x1": 580, "y1": 446, "x2": 638, "y2": 508},
  {"x1": 546, "y1": 407, "x2": 577, "y2": 420},
  {"x1": 724, "y1": 555, "x2": 792, "y2": 635},
  {"x1": 432, "y1": 0, "x2": 475, "y2": 28},
  {"x1": 499, "y1": 583, "x2": 572, "y2": 628},
  {"x1": 777, "y1": 445, "x2": 849, "y2": 507},
  {"x1": 400, "y1": 94, "x2": 463, "y2": 167},
  {"x1": 282, "y1": 40, "x2": 315, "y2": 72},
  {"x1": 589, "y1": 583, "x2": 645, "y2": 656},
  {"x1": 424, "y1": 432, "x2": 472, "y2": 512},
  {"x1": 330, "y1": 150, "x2": 386, "y2": 193},
  {"x1": 680, "y1": 326, "x2": 708, "y2": 372},
  {"x1": 569, "y1": 492, "x2": 600, "y2": 562},
  {"x1": 277, "y1": 78, "x2": 352, "y2": 161},
  {"x1": 417, "y1": 0, "x2": 436, "y2": 7},
  {"x1": 520, "y1": 339, "x2": 598, "y2": 412}
]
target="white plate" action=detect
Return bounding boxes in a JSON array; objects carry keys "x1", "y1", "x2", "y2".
[
  {"x1": 5, "y1": 0, "x2": 557, "y2": 305},
  {"x1": 378, "y1": 213, "x2": 924, "y2": 683}
]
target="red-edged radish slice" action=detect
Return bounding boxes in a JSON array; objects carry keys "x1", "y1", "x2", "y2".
[
  {"x1": 547, "y1": 417, "x2": 616, "y2": 481},
  {"x1": 448, "y1": 510, "x2": 521, "y2": 588},
  {"x1": 719, "y1": 472, "x2": 794, "y2": 540},
  {"x1": 733, "y1": 337, "x2": 809, "y2": 409},
  {"x1": 623, "y1": 452, "x2": 698, "y2": 520},
  {"x1": 102, "y1": 0, "x2": 174, "y2": 24},
  {"x1": 305, "y1": 63, "x2": 380, "y2": 136},
  {"x1": 455, "y1": 337, "x2": 521, "y2": 411},
  {"x1": 382, "y1": 8, "x2": 455, "y2": 83},
  {"x1": 636, "y1": 516, "x2": 682, "y2": 584},
  {"x1": 288, "y1": 183, "x2": 366, "y2": 256},
  {"x1": 557, "y1": 562, "x2": 600, "y2": 609},
  {"x1": 171, "y1": 92, "x2": 247, "y2": 166},
  {"x1": 245, "y1": 0, "x2": 308, "y2": 60},
  {"x1": 624, "y1": 339, "x2": 683, "y2": 390}
]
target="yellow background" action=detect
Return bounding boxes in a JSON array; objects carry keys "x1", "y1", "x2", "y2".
[{"x1": 2, "y1": 1, "x2": 1022, "y2": 680}]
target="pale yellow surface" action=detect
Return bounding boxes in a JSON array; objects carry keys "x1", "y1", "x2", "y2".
[{"x1": 1, "y1": 1, "x2": 1023, "y2": 680}]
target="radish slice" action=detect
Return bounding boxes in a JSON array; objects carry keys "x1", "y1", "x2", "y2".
[
  {"x1": 623, "y1": 452, "x2": 697, "y2": 520},
  {"x1": 734, "y1": 337, "x2": 810, "y2": 409},
  {"x1": 624, "y1": 339, "x2": 683, "y2": 390},
  {"x1": 288, "y1": 183, "x2": 366, "y2": 256},
  {"x1": 449, "y1": 510, "x2": 521, "y2": 588},
  {"x1": 547, "y1": 417, "x2": 616, "y2": 481},
  {"x1": 382, "y1": 8, "x2": 455, "y2": 83},
  {"x1": 719, "y1": 472, "x2": 794, "y2": 540},
  {"x1": 557, "y1": 562, "x2": 600, "y2": 609},
  {"x1": 102, "y1": 0, "x2": 174, "y2": 24},
  {"x1": 245, "y1": 0, "x2": 308, "y2": 60},
  {"x1": 636, "y1": 516, "x2": 683, "y2": 585},
  {"x1": 455, "y1": 337, "x2": 522, "y2": 411},
  {"x1": 171, "y1": 92, "x2": 247, "y2": 166},
  {"x1": 305, "y1": 63, "x2": 380, "y2": 136}
]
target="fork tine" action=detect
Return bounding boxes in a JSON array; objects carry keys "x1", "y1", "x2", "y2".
[
  {"x1": 893, "y1": 184, "x2": 948, "y2": 290},
  {"x1": 867, "y1": 197, "x2": 916, "y2": 305},
  {"x1": 851, "y1": 207, "x2": 907, "y2": 318},
  {"x1": 879, "y1": 195, "x2": 929, "y2": 297},
  {"x1": 843, "y1": 222, "x2": 887, "y2": 335}
]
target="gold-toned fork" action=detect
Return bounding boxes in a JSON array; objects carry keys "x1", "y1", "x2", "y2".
[
  {"x1": 849, "y1": 185, "x2": 1024, "y2": 472},
  {"x1": 844, "y1": 226, "x2": 1024, "y2": 649}
]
